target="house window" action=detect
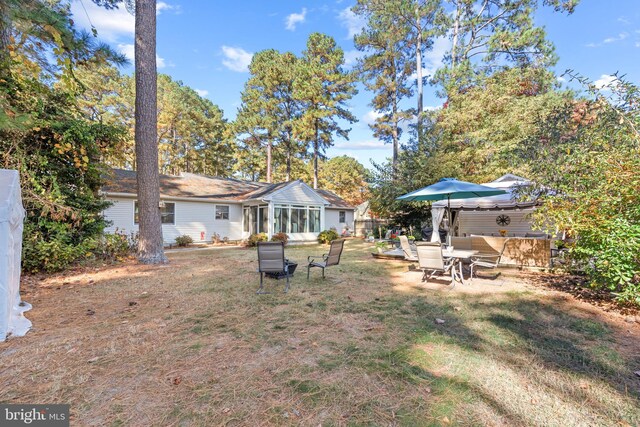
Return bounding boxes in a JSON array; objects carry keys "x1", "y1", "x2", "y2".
[
  {"x1": 215, "y1": 205, "x2": 229, "y2": 220},
  {"x1": 309, "y1": 208, "x2": 321, "y2": 232},
  {"x1": 134, "y1": 201, "x2": 175, "y2": 225},
  {"x1": 339, "y1": 211, "x2": 346, "y2": 223},
  {"x1": 290, "y1": 206, "x2": 307, "y2": 233},
  {"x1": 244, "y1": 205, "x2": 267, "y2": 234},
  {"x1": 274, "y1": 205, "x2": 321, "y2": 234},
  {"x1": 274, "y1": 206, "x2": 289, "y2": 234}
]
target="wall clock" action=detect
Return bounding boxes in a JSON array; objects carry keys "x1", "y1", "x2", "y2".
[{"x1": 496, "y1": 214, "x2": 511, "y2": 226}]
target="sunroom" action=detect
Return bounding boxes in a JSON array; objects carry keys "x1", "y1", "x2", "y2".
[{"x1": 241, "y1": 181, "x2": 330, "y2": 241}]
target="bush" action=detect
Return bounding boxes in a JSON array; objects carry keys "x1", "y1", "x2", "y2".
[
  {"x1": 95, "y1": 231, "x2": 134, "y2": 261},
  {"x1": 175, "y1": 235, "x2": 193, "y2": 247},
  {"x1": 247, "y1": 232, "x2": 268, "y2": 247},
  {"x1": 271, "y1": 232, "x2": 289, "y2": 245},
  {"x1": 318, "y1": 229, "x2": 339, "y2": 244},
  {"x1": 570, "y1": 218, "x2": 640, "y2": 305}
]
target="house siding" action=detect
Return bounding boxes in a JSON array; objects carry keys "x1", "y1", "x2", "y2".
[
  {"x1": 457, "y1": 208, "x2": 536, "y2": 237},
  {"x1": 103, "y1": 197, "x2": 243, "y2": 244},
  {"x1": 325, "y1": 208, "x2": 354, "y2": 234}
]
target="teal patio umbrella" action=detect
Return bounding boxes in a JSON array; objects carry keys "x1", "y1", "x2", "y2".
[{"x1": 397, "y1": 178, "x2": 507, "y2": 244}]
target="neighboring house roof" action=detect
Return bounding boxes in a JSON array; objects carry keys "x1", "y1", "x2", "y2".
[
  {"x1": 432, "y1": 174, "x2": 536, "y2": 209},
  {"x1": 315, "y1": 189, "x2": 353, "y2": 209},
  {"x1": 102, "y1": 169, "x2": 353, "y2": 208}
]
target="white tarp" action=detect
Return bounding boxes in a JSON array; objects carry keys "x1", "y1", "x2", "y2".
[
  {"x1": 0, "y1": 169, "x2": 31, "y2": 341},
  {"x1": 432, "y1": 174, "x2": 536, "y2": 209}
]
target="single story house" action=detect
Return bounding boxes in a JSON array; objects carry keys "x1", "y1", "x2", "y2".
[
  {"x1": 432, "y1": 174, "x2": 545, "y2": 238},
  {"x1": 101, "y1": 169, "x2": 355, "y2": 244}
]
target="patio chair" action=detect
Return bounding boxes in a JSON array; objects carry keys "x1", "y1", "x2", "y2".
[
  {"x1": 469, "y1": 238, "x2": 510, "y2": 283},
  {"x1": 307, "y1": 239, "x2": 345, "y2": 280},
  {"x1": 257, "y1": 241, "x2": 291, "y2": 294},
  {"x1": 416, "y1": 242, "x2": 458, "y2": 286},
  {"x1": 398, "y1": 235, "x2": 418, "y2": 261}
]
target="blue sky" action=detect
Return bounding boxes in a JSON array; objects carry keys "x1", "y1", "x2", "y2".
[{"x1": 70, "y1": 0, "x2": 640, "y2": 170}]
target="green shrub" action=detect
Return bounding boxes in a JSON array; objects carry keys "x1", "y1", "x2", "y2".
[
  {"x1": 22, "y1": 221, "x2": 90, "y2": 273},
  {"x1": 247, "y1": 232, "x2": 268, "y2": 247},
  {"x1": 571, "y1": 218, "x2": 640, "y2": 305},
  {"x1": 318, "y1": 229, "x2": 339, "y2": 244},
  {"x1": 175, "y1": 235, "x2": 193, "y2": 247},
  {"x1": 271, "y1": 232, "x2": 289, "y2": 245},
  {"x1": 96, "y1": 231, "x2": 134, "y2": 261}
]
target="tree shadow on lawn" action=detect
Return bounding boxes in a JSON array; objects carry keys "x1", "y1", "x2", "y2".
[{"x1": 342, "y1": 288, "x2": 640, "y2": 425}]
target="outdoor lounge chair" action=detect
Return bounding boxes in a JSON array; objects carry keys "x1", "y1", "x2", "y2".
[
  {"x1": 469, "y1": 238, "x2": 510, "y2": 283},
  {"x1": 307, "y1": 239, "x2": 345, "y2": 279},
  {"x1": 257, "y1": 241, "x2": 291, "y2": 294},
  {"x1": 398, "y1": 235, "x2": 418, "y2": 261},
  {"x1": 416, "y1": 242, "x2": 458, "y2": 285}
]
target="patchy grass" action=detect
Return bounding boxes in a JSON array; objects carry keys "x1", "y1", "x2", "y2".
[{"x1": 2, "y1": 240, "x2": 639, "y2": 426}]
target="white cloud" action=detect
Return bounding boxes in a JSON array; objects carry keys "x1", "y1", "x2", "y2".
[
  {"x1": 156, "y1": 2, "x2": 175, "y2": 15},
  {"x1": 557, "y1": 76, "x2": 566, "y2": 83},
  {"x1": 117, "y1": 43, "x2": 166, "y2": 68},
  {"x1": 635, "y1": 41, "x2": 640, "y2": 48},
  {"x1": 333, "y1": 139, "x2": 387, "y2": 150},
  {"x1": 70, "y1": 0, "x2": 134, "y2": 42},
  {"x1": 221, "y1": 46, "x2": 253, "y2": 72},
  {"x1": 593, "y1": 74, "x2": 618, "y2": 90},
  {"x1": 422, "y1": 37, "x2": 450, "y2": 77},
  {"x1": 363, "y1": 110, "x2": 383, "y2": 125},
  {"x1": 586, "y1": 32, "x2": 629, "y2": 48},
  {"x1": 285, "y1": 8, "x2": 307, "y2": 31},
  {"x1": 343, "y1": 49, "x2": 363, "y2": 67},
  {"x1": 618, "y1": 16, "x2": 630, "y2": 25},
  {"x1": 118, "y1": 43, "x2": 135, "y2": 61},
  {"x1": 195, "y1": 89, "x2": 209, "y2": 97},
  {"x1": 337, "y1": 7, "x2": 365, "y2": 39}
]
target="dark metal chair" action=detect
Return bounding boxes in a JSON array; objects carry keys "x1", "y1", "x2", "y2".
[
  {"x1": 307, "y1": 239, "x2": 345, "y2": 279},
  {"x1": 257, "y1": 241, "x2": 290, "y2": 294}
]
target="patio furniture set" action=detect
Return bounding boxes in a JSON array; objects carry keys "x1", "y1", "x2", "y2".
[
  {"x1": 256, "y1": 239, "x2": 345, "y2": 294},
  {"x1": 401, "y1": 235, "x2": 509, "y2": 288}
]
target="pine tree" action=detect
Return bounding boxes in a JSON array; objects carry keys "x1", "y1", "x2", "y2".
[{"x1": 294, "y1": 33, "x2": 358, "y2": 189}]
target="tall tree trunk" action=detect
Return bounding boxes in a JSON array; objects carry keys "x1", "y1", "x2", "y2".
[
  {"x1": 451, "y1": 1, "x2": 461, "y2": 70},
  {"x1": 266, "y1": 140, "x2": 272, "y2": 183},
  {"x1": 313, "y1": 122, "x2": 319, "y2": 189},
  {"x1": 0, "y1": 0, "x2": 11, "y2": 68},
  {"x1": 415, "y1": 5, "x2": 423, "y2": 136},
  {"x1": 391, "y1": 55, "x2": 399, "y2": 177},
  {"x1": 286, "y1": 147, "x2": 291, "y2": 182},
  {"x1": 135, "y1": 0, "x2": 166, "y2": 264}
]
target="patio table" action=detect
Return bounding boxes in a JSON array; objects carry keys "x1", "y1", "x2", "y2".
[{"x1": 443, "y1": 249, "x2": 477, "y2": 285}]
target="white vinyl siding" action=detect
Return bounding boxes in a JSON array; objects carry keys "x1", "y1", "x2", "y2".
[
  {"x1": 103, "y1": 197, "x2": 243, "y2": 245},
  {"x1": 456, "y1": 208, "x2": 536, "y2": 237},
  {"x1": 325, "y1": 208, "x2": 354, "y2": 233}
]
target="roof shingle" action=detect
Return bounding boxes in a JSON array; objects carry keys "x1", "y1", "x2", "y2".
[{"x1": 102, "y1": 169, "x2": 353, "y2": 208}]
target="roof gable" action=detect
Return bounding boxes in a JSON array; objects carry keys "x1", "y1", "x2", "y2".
[{"x1": 262, "y1": 181, "x2": 329, "y2": 205}]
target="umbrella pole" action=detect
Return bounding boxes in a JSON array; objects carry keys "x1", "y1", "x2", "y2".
[{"x1": 447, "y1": 195, "x2": 451, "y2": 246}]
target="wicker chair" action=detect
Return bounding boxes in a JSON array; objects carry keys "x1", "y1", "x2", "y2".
[{"x1": 307, "y1": 239, "x2": 345, "y2": 279}]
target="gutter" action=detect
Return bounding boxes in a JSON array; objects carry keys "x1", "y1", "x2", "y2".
[{"x1": 100, "y1": 191, "x2": 243, "y2": 204}]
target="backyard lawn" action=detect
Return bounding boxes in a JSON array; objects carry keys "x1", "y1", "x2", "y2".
[{"x1": 2, "y1": 240, "x2": 639, "y2": 426}]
